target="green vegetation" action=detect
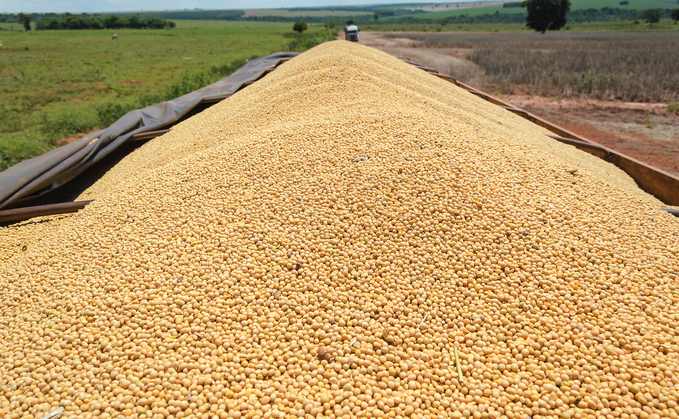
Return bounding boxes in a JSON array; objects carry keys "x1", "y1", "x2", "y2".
[
  {"x1": 419, "y1": 0, "x2": 679, "y2": 18},
  {"x1": 244, "y1": 9, "x2": 373, "y2": 18},
  {"x1": 361, "y1": 22, "x2": 531, "y2": 32},
  {"x1": 293, "y1": 21, "x2": 308, "y2": 32},
  {"x1": 362, "y1": 18, "x2": 679, "y2": 32},
  {"x1": 523, "y1": 0, "x2": 571, "y2": 33},
  {"x1": 4, "y1": 1, "x2": 678, "y2": 30},
  {"x1": 18, "y1": 13, "x2": 31, "y2": 31},
  {"x1": 567, "y1": 0, "x2": 678, "y2": 10},
  {"x1": 642, "y1": 8, "x2": 662, "y2": 26},
  {"x1": 37, "y1": 14, "x2": 175, "y2": 30},
  {"x1": 372, "y1": 0, "x2": 679, "y2": 26},
  {"x1": 0, "y1": 21, "x2": 335, "y2": 172}
]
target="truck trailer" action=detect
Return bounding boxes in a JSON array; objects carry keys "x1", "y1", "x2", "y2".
[{"x1": 344, "y1": 25, "x2": 359, "y2": 42}]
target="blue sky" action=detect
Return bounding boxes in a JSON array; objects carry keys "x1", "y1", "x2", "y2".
[{"x1": 0, "y1": 0, "x2": 482, "y2": 14}]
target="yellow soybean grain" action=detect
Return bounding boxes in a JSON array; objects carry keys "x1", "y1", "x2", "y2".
[{"x1": 1, "y1": 41, "x2": 678, "y2": 419}]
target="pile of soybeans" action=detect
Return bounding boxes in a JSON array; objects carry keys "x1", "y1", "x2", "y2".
[{"x1": 2, "y1": 41, "x2": 679, "y2": 419}]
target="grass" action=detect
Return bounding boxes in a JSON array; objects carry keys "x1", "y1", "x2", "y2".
[
  {"x1": 418, "y1": 0, "x2": 679, "y2": 19},
  {"x1": 0, "y1": 21, "x2": 335, "y2": 172},
  {"x1": 243, "y1": 9, "x2": 373, "y2": 17},
  {"x1": 362, "y1": 22, "x2": 533, "y2": 32},
  {"x1": 383, "y1": 30, "x2": 679, "y2": 103},
  {"x1": 416, "y1": 4, "x2": 523, "y2": 19},
  {"x1": 366, "y1": 18, "x2": 679, "y2": 32},
  {"x1": 567, "y1": 0, "x2": 679, "y2": 10}
]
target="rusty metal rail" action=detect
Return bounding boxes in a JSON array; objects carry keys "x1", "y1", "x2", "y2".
[
  {"x1": 546, "y1": 135, "x2": 617, "y2": 163},
  {"x1": 0, "y1": 200, "x2": 93, "y2": 224}
]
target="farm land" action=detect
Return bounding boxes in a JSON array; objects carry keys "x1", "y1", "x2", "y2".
[
  {"x1": 0, "y1": 21, "x2": 335, "y2": 171},
  {"x1": 356, "y1": 29, "x2": 679, "y2": 176},
  {"x1": 407, "y1": 0, "x2": 679, "y2": 19},
  {"x1": 1, "y1": 4, "x2": 679, "y2": 175}
]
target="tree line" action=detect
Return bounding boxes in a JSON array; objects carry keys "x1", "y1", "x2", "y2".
[
  {"x1": 7, "y1": 13, "x2": 175, "y2": 30},
  {"x1": 360, "y1": 3, "x2": 678, "y2": 30},
  {"x1": 5, "y1": 2, "x2": 679, "y2": 33}
]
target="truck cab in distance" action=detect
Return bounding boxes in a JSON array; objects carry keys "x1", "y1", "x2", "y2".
[{"x1": 344, "y1": 25, "x2": 359, "y2": 42}]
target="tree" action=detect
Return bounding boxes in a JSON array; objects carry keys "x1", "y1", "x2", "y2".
[
  {"x1": 671, "y1": 8, "x2": 679, "y2": 24},
  {"x1": 374, "y1": 13, "x2": 379, "y2": 22},
  {"x1": 127, "y1": 15, "x2": 143, "y2": 29},
  {"x1": 104, "y1": 14, "x2": 122, "y2": 29},
  {"x1": 324, "y1": 21, "x2": 335, "y2": 29},
  {"x1": 641, "y1": 8, "x2": 661, "y2": 27},
  {"x1": 144, "y1": 17, "x2": 168, "y2": 29},
  {"x1": 64, "y1": 15, "x2": 86, "y2": 29},
  {"x1": 90, "y1": 18, "x2": 104, "y2": 29},
  {"x1": 521, "y1": 0, "x2": 571, "y2": 33},
  {"x1": 46, "y1": 18, "x2": 61, "y2": 30},
  {"x1": 18, "y1": 13, "x2": 31, "y2": 31},
  {"x1": 293, "y1": 21, "x2": 307, "y2": 33}
]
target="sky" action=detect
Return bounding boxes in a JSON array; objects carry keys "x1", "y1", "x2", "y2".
[{"x1": 1, "y1": 0, "x2": 483, "y2": 14}]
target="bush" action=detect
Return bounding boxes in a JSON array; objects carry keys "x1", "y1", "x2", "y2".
[
  {"x1": 43, "y1": 111, "x2": 96, "y2": 144},
  {"x1": 104, "y1": 15, "x2": 121, "y2": 29},
  {"x1": 324, "y1": 21, "x2": 334, "y2": 29},
  {"x1": 91, "y1": 18, "x2": 104, "y2": 29},
  {"x1": 95, "y1": 103, "x2": 139, "y2": 129},
  {"x1": 293, "y1": 21, "x2": 308, "y2": 33},
  {"x1": 46, "y1": 18, "x2": 60, "y2": 30}
]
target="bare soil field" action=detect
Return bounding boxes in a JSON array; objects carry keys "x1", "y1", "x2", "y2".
[{"x1": 356, "y1": 32, "x2": 679, "y2": 177}]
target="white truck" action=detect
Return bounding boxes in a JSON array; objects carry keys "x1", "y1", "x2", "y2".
[{"x1": 344, "y1": 25, "x2": 359, "y2": 42}]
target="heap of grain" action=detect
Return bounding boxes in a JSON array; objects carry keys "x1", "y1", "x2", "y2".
[{"x1": 1, "y1": 41, "x2": 678, "y2": 419}]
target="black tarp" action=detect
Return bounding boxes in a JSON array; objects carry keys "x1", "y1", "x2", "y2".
[{"x1": 0, "y1": 52, "x2": 300, "y2": 210}]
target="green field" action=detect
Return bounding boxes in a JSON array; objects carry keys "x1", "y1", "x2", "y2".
[
  {"x1": 568, "y1": 0, "x2": 679, "y2": 10},
  {"x1": 362, "y1": 22, "x2": 531, "y2": 31},
  {"x1": 419, "y1": 0, "x2": 679, "y2": 19},
  {"x1": 417, "y1": 4, "x2": 522, "y2": 19},
  {"x1": 0, "y1": 21, "x2": 334, "y2": 172},
  {"x1": 244, "y1": 9, "x2": 373, "y2": 17},
  {"x1": 367, "y1": 18, "x2": 679, "y2": 32}
]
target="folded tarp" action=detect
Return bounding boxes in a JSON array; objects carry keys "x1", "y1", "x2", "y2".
[{"x1": 0, "y1": 52, "x2": 300, "y2": 210}]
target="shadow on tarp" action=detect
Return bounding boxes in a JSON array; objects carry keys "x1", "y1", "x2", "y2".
[{"x1": 0, "y1": 52, "x2": 300, "y2": 210}]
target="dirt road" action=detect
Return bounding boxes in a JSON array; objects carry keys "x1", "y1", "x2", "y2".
[{"x1": 355, "y1": 32, "x2": 679, "y2": 177}]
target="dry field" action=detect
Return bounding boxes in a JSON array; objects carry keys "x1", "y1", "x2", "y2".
[
  {"x1": 389, "y1": 31, "x2": 679, "y2": 103},
  {"x1": 359, "y1": 31, "x2": 679, "y2": 176}
]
